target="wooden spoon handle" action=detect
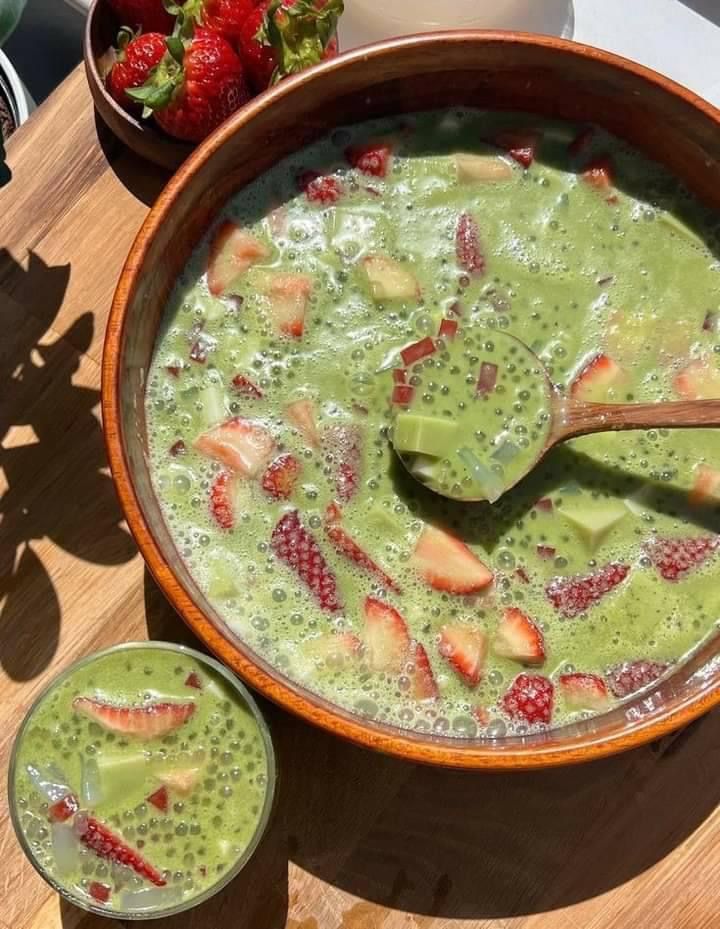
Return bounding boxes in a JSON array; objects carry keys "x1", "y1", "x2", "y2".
[{"x1": 552, "y1": 399, "x2": 720, "y2": 443}]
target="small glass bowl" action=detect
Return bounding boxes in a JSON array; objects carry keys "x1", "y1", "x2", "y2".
[{"x1": 8, "y1": 641, "x2": 277, "y2": 921}]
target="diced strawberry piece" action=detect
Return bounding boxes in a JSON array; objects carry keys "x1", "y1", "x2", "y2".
[
  {"x1": 271, "y1": 511, "x2": 342, "y2": 612},
  {"x1": 322, "y1": 424, "x2": 362, "y2": 503},
  {"x1": 324, "y1": 504, "x2": 400, "y2": 592},
  {"x1": 406, "y1": 642, "x2": 439, "y2": 700},
  {"x1": 568, "y1": 126, "x2": 594, "y2": 157},
  {"x1": 304, "y1": 632, "x2": 363, "y2": 665},
  {"x1": 345, "y1": 141, "x2": 393, "y2": 177},
  {"x1": 363, "y1": 596, "x2": 411, "y2": 672},
  {"x1": 285, "y1": 398, "x2": 321, "y2": 448},
  {"x1": 209, "y1": 471, "x2": 236, "y2": 530},
  {"x1": 75, "y1": 813, "x2": 166, "y2": 886},
  {"x1": 606, "y1": 659, "x2": 670, "y2": 698},
  {"x1": 495, "y1": 130, "x2": 540, "y2": 168},
  {"x1": 72, "y1": 698, "x2": 195, "y2": 739},
  {"x1": 263, "y1": 272, "x2": 312, "y2": 338},
  {"x1": 89, "y1": 881, "x2": 111, "y2": 904},
  {"x1": 535, "y1": 497, "x2": 554, "y2": 512},
  {"x1": 393, "y1": 368, "x2": 407, "y2": 384},
  {"x1": 502, "y1": 674, "x2": 554, "y2": 725},
  {"x1": 194, "y1": 416, "x2": 275, "y2": 477},
  {"x1": 438, "y1": 624, "x2": 488, "y2": 686},
  {"x1": 703, "y1": 310, "x2": 719, "y2": 332},
  {"x1": 477, "y1": 362, "x2": 498, "y2": 395},
  {"x1": 185, "y1": 672, "x2": 202, "y2": 689},
  {"x1": 392, "y1": 385, "x2": 415, "y2": 405},
  {"x1": 401, "y1": 337, "x2": 436, "y2": 366},
  {"x1": 456, "y1": 212, "x2": 485, "y2": 275},
  {"x1": 146, "y1": 786, "x2": 169, "y2": 813},
  {"x1": 537, "y1": 545, "x2": 556, "y2": 559},
  {"x1": 207, "y1": 222, "x2": 270, "y2": 296},
  {"x1": 644, "y1": 535, "x2": 719, "y2": 581},
  {"x1": 515, "y1": 566, "x2": 530, "y2": 584},
  {"x1": 158, "y1": 767, "x2": 202, "y2": 795},
  {"x1": 492, "y1": 607, "x2": 546, "y2": 665},
  {"x1": 48, "y1": 793, "x2": 79, "y2": 823},
  {"x1": 559, "y1": 672, "x2": 610, "y2": 710},
  {"x1": 169, "y1": 440, "x2": 187, "y2": 457},
  {"x1": 570, "y1": 353, "x2": 623, "y2": 400},
  {"x1": 411, "y1": 525, "x2": 493, "y2": 595},
  {"x1": 189, "y1": 336, "x2": 210, "y2": 364},
  {"x1": 546, "y1": 563, "x2": 630, "y2": 617},
  {"x1": 438, "y1": 318, "x2": 458, "y2": 339},
  {"x1": 298, "y1": 170, "x2": 344, "y2": 204},
  {"x1": 689, "y1": 464, "x2": 720, "y2": 506},
  {"x1": 166, "y1": 365, "x2": 181, "y2": 378},
  {"x1": 473, "y1": 705, "x2": 491, "y2": 726},
  {"x1": 261, "y1": 453, "x2": 301, "y2": 501},
  {"x1": 231, "y1": 374, "x2": 263, "y2": 398},
  {"x1": 582, "y1": 156, "x2": 614, "y2": 191},
  {"x1": 673, "y1": 357, "x2": 720, "y2": 399}
]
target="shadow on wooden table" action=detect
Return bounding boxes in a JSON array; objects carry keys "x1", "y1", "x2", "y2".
[
  {"x1": 136, "y1": 569, "x2": 720, "y2": 924},
  {"x1": 0, "y1": 250, "x2": 136, "y2": 681}
]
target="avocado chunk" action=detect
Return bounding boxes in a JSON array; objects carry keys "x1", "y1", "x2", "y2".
[
  {"x1": 393, "y1": 413, "x2": 457, "y2": 459},
  {"x1": 558, "y1": 498, "x2": 629, "y2": 551}
]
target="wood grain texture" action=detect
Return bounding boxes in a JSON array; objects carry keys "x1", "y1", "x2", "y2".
[
  {"x1": 1, "y1": 56, "x2": 719, "y2": 929},
  {"x1": 553, "y1": 398, "x2": 720, "y2": 442}
]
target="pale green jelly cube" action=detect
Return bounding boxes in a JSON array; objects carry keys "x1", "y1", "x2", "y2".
[
  {"x1": 208, "y1": 556, "x2": 240, "y2": 599},
  {"x1": 394, "y1": 414, "x2": 457, "y2": 458},
  {"x1": 558, "y1": 498, "x2": 629, "y2": 551}
]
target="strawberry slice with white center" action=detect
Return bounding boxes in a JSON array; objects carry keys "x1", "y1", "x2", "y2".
[
  {"x1": 492, "y1": 607, "x2": 546, "y2": 666},
  {"x1": 644, "y1": 535, "x2": 719, "y2": 581},
  {"x1": 559, "y1": 672, "x2": 610, "y2": 710},
  {"x1": 72, "y1": 698, "x2": 195, "y2": 739},
  {"x1": 322, "y1": 424, "x2": 362, "y2": 503},
  {"x1": 324, "y1": 503, "x2": 400, "y2": 592},
  {"x1": 363, "y1": 596, "x2": 411, "y2": 672},
  {"x1": 285, "y1": 398, "x2": 321, "y2": 448},
  {"x1": 406, "y1": 642, "x2": 439, "y2": 700},
  {"x1": 501, "y1": 673, "x2": 554, "y2": 725},
  {"x1": 209, "y1": 471, "x2": 237, "y2": 530},
  {"x1": 606, "y1": 659, "x2": 670, "y2": 698},
  {"x1": 546, "y1": 563, "x2": 630, "y2": 618},
  {"x1": 673, "y1": 357, "x2": 720, "y2": 399},
  {"x1": 194, "y1": 416, "x2": 275, "y2": 478},
  {"x1": 262, "y1": 272, "x2": 313, "y2": 338},
  {"x1": 261, "y1": 453, "x2": 301, "y2": 501},
  {"x1": 207, "y1": 221, "x2": 270, "y2": 296},
  {"x1": 304, "y1": 632, "x2": 363, "y2": 666},
  {"x1": 345, "y1": 141, "x2": 393, "y2": 177},
  {"x1": 271, "y1": 510, "x2": 343, "y2": 613},
  {"x1": 494, "y1": 130, "x2": 540, "y2": 168},
  {"x1": 438, "y1": 624, "x2": 488, "y2": 686},
  {"x1": 689, "y1": 464, "x2": 720, "y2": 506},
  {"x1": 570, "y1": 353, "x2": 624, "y2": 401},
  {"x1": 75, "y1": 813, "x2": 166, "y2": 886},
  {"x1": 410, "y1": 525, "x2": 493, "y2": 595}
]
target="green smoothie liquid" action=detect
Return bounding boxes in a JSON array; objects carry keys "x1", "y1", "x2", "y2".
[
  {"x1": 10, "y1": 645, "x2": 270, "y2": 916},
  {"x1": 145, "y1": 110, "x2": 720, "y2": 737}
]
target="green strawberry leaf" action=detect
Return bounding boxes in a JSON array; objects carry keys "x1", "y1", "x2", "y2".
[
  {"x1": 166, "y1": 35, "x2": 185, "y2": 64},
  {"x1": 126, "y1": 43, "x2": 185, "y2": 115},
  {"x1": 260, "y1": 0, "x2": 343, "y2": 83}
]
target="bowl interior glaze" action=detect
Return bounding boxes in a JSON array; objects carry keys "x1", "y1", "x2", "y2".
[{"x1": 103, "y1": 33, "x2": 720, "y2": 769}]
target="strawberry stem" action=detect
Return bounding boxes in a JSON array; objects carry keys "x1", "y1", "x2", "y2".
[{"x1": 260, "y1": 0, "x2": 344, "y2": 84}]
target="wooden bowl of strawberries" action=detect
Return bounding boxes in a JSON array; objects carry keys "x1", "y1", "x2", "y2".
[{"x1": 84, "y1": 0, "x2": 342, "y2": 170}]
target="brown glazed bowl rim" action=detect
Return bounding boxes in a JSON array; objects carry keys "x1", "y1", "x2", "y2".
[{"x1": 103, "y1": 31, "x2": 720, "y2": 770}]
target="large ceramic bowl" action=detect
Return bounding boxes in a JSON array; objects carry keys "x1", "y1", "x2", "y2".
[{"x1": 103, "y1": 33, "x2": 720, "y2": 770}]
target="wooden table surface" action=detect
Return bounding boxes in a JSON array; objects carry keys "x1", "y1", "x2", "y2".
[{"x1": 1, "y1": 66, "x2": 719, "y2": 929}]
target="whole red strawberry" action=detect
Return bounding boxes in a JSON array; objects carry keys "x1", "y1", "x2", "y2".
[
  {"x1": 128, "y1": 31, "x2": 250, "y2": 142},
  {"x1": 107, "y1": 0, "x2": 174, "y2": 33},
  {"x1": 107, "y1": 29, "x2": 167, "y2": 110},
  {"x1": 180, "y1": 0, "x2": 262, "y2": 44},
  {"x1": 238, "y1": 0, "x2": 342, "y2": 93}
]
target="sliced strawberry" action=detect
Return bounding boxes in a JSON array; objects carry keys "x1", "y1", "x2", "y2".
[
  {"x1": 410, "y1": 525, "x2": 493, "y2": 595},
  {"x1": 158, "y1": 767, "x2": 202, "y2": 795},
  {"x1": 501, "y1": 673, "x2": 554, "y2": 725},
  {"x1": 261, "y1": 453, "x2": 301, "y2": 501},
  {"x1": 392, "y1": 385, "x2": 415, "y2": 405},
  {"x1": 568, "y1": 126, "x2": 595, "y2": 157},
  {"x1": 75, "y1": 813, "x2": 166, "y2": 886},
  {"x1": 48, "y1": 793, "x2": 79, "y2": 823},
  {"x1": 393, "y1": 368, "x2": 407, "y2": 384},
  {"x1": 271, "y1": 510, "x2": 342, "y2": 612},
  {"x1": 689, "y1": 464, "x2": 720, "y2": 506},
  {"x1": 492, "y1": 607, "x2": 546, "y2": 666},
  {"x1": 231, "y1": 374, "x2": 263, "y2": 398},
  {"x1": 72, "y1": 698, "x2": 195, "y2": 740},
  {"x1": 401, "y1": 337, "x2": 436, "y2": 367},
  {"x1": 536, "y1": 545, "x2": 556, "y2": 560},
  {"x1": 324, "y1": 504, "x2": 400, "y2": 592},
  {"x1": 298, "y1": 170, "x2": 344, "y2": 204},
  {"x1": 304, "y1": 632, "x2": 363, "y2": 665},
  {"x1": 322, "y1": 424, "x2": 362, "y2": 503},
  {"x1": 570, "y1": 353, "x2": 624, "y2": 400},
  {"x1": 88, "y1": 882, "x2": 111, "y2": 904},
  {"x1": 146, "y1": 786, "x2": 169, "y2": 813},
  {"x1": 363, "y1": 596, "x2": 411, "y2": 672},
  {"x1": 262, "y1": 272, "x2": 312, "y2": 338},
  {"x1": 185, "y1": 672, "x2": 202, "y2": 689},
  {"x1": 285, "y1": 398, "x2": 321, "y2": 448},
  {"x1": 546, "y1": 563, "x2": 630, "y2": 617},
  {"x1": 194, "y1": 416, "x2": 275, "y2": 477},
  {"x1": 673, "y1": 357, "x2": 720, "y2": 399},
  {"x1": 606, "y1": 659, "x2": 670, "y2": 698},
  {"x1": 438, "y1": 318, "x2": 458, "y2": 339},
  {"x1": 406, "y1": 642, "x2": 439, "y2": 700},
  {"x1": 209, "y1": 471, "x2": 237, "y2": 530},
  {"x1": 207, "y1": 222, "x2": 270, "y2": 296},
  {"x1": 345, "y1": 141, "x2": 393, "y2": 177},
  {"x1": 456, "y1": 212, "x2": 485, "y2": 275},
  {"x1": 495, "y1": 130, "x2": 540, "y2": 168},
  {"x1": 581, "y1": 156, "x2": 614, "y2": 191},
  {"x1": 644, "y1": 535, "x2": 718, "y2": 581},
  {"x1": 438, "y1": 624, "x2": 488, "y2": 686},
  {"x1": 559, "y1": 672, "x2": 610, "y2": 710}
]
